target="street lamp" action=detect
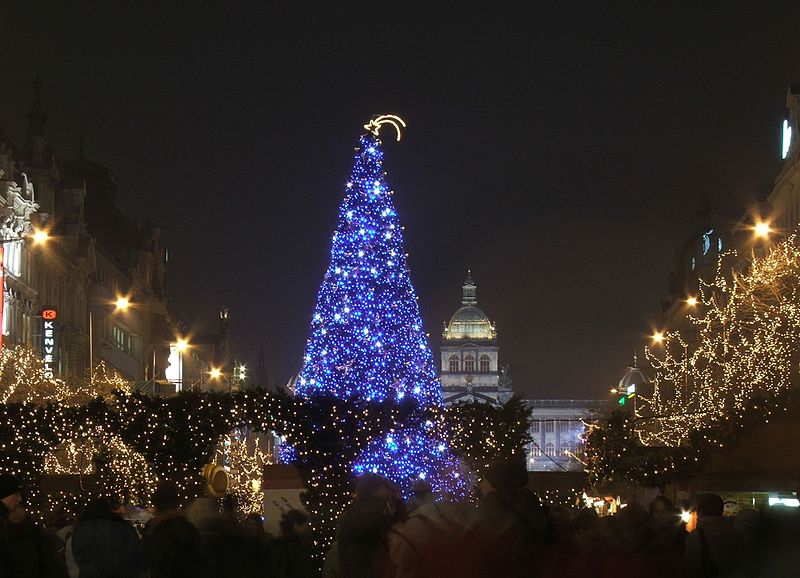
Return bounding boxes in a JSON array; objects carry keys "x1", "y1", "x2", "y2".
[
  {"x1": 0, "y1": 228, "x2": 50, "y2": 350},
  {"x1": 753, "y1": 221, "x2": 772, "y2": 239},
  {"x1": 685, "y1": 296, "x2": 699, "y2": 307},
  {"x1": 89, "y1": 295, "x2": 131, "y2": 385}
]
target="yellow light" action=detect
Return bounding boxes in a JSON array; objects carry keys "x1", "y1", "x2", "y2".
[
  {"x1": 114, "y1": 296, "x2": 130, "y2": 311},
  {"x1": 209, "y1": 368, "x2": 222, "y2": 380},
  {"x1": 754, "y1": 221, "x2": 772, "y2": 238},
  {"x1": 686, "y1": 297, "x2": 698, "y2": 307},
  {"x1": 363, "y1": 114, "x2": 407, "y2": 142},
  {"x1": 652, "y1": 331, "x2": 665, "y2": 344},
  {"x1": 30, "y1": 229, "x2": 50, "y2": 245},
  {"x1": 175, "y1": 338, "x2": 189, "y2": 352}
]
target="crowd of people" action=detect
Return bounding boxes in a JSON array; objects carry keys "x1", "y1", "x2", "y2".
[{"x1": 2, "y1": 464, "x2": 800, "y2": 577}]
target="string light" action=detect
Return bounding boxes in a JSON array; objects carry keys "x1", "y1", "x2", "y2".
[{"x1": 639, "y1": 234, "x2": 800, "y2": 446}]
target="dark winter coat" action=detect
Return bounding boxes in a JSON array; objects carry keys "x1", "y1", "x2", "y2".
[
  {"x1": 1, "y1": 501, "x2": 13, "y2": 578},
  {"x1": 141, "y1": 510, "x2": 206, "y2": 578},
  {"x1": 336, "y1": 496, "x2": 397, "y2": 578},
  {"x1": 270, "y1": 535, "x2": 315, "y2": 578},
  {"x1": 5, "y1": 516, "x2": 65, "y2": 578},
  {"x1": 460, "y1": 488, "x2": 548, "y2": 578},
  {"x1": 71, "y1": 510, "x2": 144, "y2": 578}
]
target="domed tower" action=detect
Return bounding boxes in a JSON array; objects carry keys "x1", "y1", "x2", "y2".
[{"x1": 440, "y1": 273, "x2": 511, "y2": 406}]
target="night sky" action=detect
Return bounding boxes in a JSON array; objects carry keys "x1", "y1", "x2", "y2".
[{"x1": 2, "y1": 2, "x2": 800, "y2": 398}]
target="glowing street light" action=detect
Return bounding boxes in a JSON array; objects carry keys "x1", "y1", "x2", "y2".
[
  {"x1": 114, "y1": 296, "x2": 130, "y2": 311},
  {"x1": 652, "y1": 331, "x2": 665, "y2": 344},
  {"x1": 754, "y1": 222, "x2": 772, "y2": 239},
  {"x1": 209, "y1": 367, "x2": 222, "y2": 380},
  {"x1": 175, "y1": 338, "x2": 189, "y2": 352},
  {"x1": 686, "y1": 296, "x2": 699, "y2": 307},
  {"x1": 30, "y1": 229, "x2": 50, "y2": 245}
]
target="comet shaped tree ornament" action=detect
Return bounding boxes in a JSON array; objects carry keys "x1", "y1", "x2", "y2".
[{"x1": 363, "y1": 114, "x2": 407, "y2": 141}]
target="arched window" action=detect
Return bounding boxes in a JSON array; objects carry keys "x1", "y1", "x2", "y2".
[
  {"x1": 531, "y1": 445, "x2": 541, "y2": 457},
  {"x1": 464, "y1": 355, "x2": 475, "y2": 373},
  {"x1": 561, "y1": 443, "x2": 572, "y2": 457},
  {"x1": 479, "y1": 354, "x2": 490, "y2": 373},
  {"x1": 448, "y1": 355, "x2": 459, "y2": 372},
  {"x1": 544, "y1": 442, "x2": 555, "y2": 457}
]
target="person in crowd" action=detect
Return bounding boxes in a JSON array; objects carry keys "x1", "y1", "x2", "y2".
[
  {"x1": 71, "y1": 497, "x2": 144, "y2": 578},
  {"x1": 539, "y1": 506, "x2": 574, "y2": 576},
  {"x1": 405, "y1": 479, "x2": 434, "y2": 513},
  {"x1": 243, "y1": 512, "x2": 273, "y2": 542},
  {"x1": 684, "y1": 493, "x2": 744, "y2": 577},
  {"x1": 141, "y1": 481, "x2": 207, "y2": 578},
  {"x1": 1, "y1": 473, "x2": 25, "y2": 577},
  {"x1": 54, "y1": 519, "x2": 80, "y2": 578},
  {"x1": 600, "y1": 502, "x2": 657, "y2": 578},
  {"x1": 242, "y1": 513, "x2": 273, "y2": 573},
  {"x1": 270, "y1": 509, "x2": 315, "y2": 578},
  {"x1": 646, "y1": 495, "x2": 687, "y2": 577},
  {"x1": 387, "y1": 491, "x2": 466, "y2": 578},
  {"x1": 5, "y1": 503, "x2": 66, "y2": 578},
  {"x1": 566, "y1": 508, "x2": 603, "y2": 577},
  {"x1": 336, "y1": 473, "x2": 403, "y2": 578},
  {"x1": 460, "y1": 458, "x2": 548, "y2": 578}
]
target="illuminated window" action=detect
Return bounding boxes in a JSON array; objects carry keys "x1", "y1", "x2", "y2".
[
  {"x1": 545, "y1": 420, "x2": 554, "y2": 433},
  {"x1": 561, "y1": 443, "x2": 571, "y2": 456},
  {"x1": 3, "y1": 241, "x2": 22, "y2": 277},
  {"x1": 544, "y1": 442, "x2": 555, "y2": 457},
  {"x1": 479, "y1": 354, "x2": 490, "y2": 373},
  {"x1": 464, "y1": 355, "x2": 475, "y2": 373},
  {"x1": 448, "y1": 355, "x2": 459, "y2": 372},
  {"x1": 531, "y1": 445, "x2": 541, "y2": 457},
  {"x1": 105, "y1": 323, "x2": 142, "y2": 360}
]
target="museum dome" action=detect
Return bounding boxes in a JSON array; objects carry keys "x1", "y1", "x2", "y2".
[{"x1": 443, "y1": 274, "x2": 496, "y2": 341}]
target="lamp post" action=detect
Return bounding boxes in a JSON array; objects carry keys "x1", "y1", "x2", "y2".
[
  {"x1": 0, "y1": 229, "x2": 49, "y2": 350},
  {"x1": 88, "y1": 295, "x2": 130, "y2": 385}
]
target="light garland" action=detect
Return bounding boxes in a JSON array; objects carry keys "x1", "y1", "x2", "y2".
[{"x1": 639, "y1": 234, "x2": 800, "y2": 446}]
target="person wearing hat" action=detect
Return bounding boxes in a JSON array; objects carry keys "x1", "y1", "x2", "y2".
[
  {"x1": 141, "y1": 480, "x2": 205, "y2": 578},
  {"x1": 460, "y1": 458, "x2": 548, "y2": 578},
  {"x1": 71, "y1": 496, "x2": 144, "y2": 578},
  {"x1": 1, "y1": 473, "x2": 25, "y2": 577},
  {"x1": 336, "y1": 473, "x2": 403, "y2": 578}
]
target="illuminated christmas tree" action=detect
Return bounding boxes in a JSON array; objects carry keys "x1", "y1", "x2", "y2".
[{"x1": 296, "y1": 116, "x2": 466, "y2": 496}]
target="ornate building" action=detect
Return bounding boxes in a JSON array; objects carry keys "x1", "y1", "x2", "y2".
[
  {"x1": 440, "y1": 274, "x2": 512, "y2": 406},
  {"x1": 0, "y1": 78, "x2": 227, "y2": 390}
]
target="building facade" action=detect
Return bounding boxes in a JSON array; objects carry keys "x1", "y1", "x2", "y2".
[
  {"x1": 440, "y1": 274, "x2": 512, "y2": 406},
  {"x1": 0, "y1": 79, "x2": 227, "y2": 391},
  {"x1": 525, "y1": 399, "x2": 608, "y2": 472}
]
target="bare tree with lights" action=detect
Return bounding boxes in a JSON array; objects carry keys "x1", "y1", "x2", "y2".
[{"x1": 638, "y1": 234, "x2": 800, "y2": 446}]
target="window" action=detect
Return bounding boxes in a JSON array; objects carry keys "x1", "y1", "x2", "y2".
[
  {"x1": 531, "y1": 445, "x2": 541, "y2": 457},
  {"x1": 531, "y1": 420, "x2": 540, "y2": 433},
  {"x1": 448, "y1": 355, "x2": 459, "y2": 372},
  {"x1": 464, "y1": 355, "x2": 475, "y2": 373},
  {"x1": 561, "y1": 443, "x2": 572, "y2": 457},
  {"x1": 3, "y1": 241, "x2": 22, "y2": 277},
  {"x1": 544, "y1": 420, "x2": 554, "y2": 433},
  {"x1": 544, "y1": 442, "x2": 555, "y2": 457},
  {"x1": 105, "y1": 323, "x2": 142, "y2": 360},
  {"x1": 479, "y1": 354, "x2": 490, "y2": 373}
]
